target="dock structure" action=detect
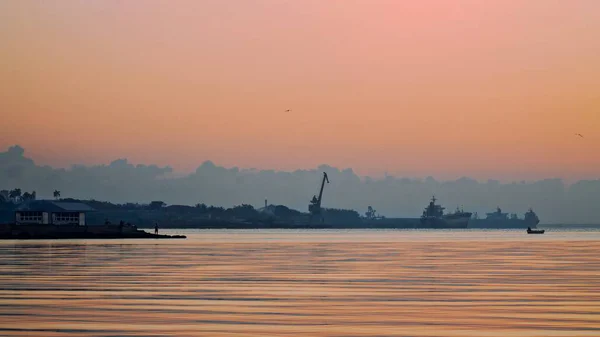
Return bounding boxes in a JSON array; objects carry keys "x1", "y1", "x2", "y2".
[
  {"x1": 0, "y1": 200, "x2": 185, "y2": 240},
  {"x1": 15, "y1": 200, "x2": 94, "y2": 226}
]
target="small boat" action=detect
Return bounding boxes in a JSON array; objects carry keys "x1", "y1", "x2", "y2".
[{"x1": 527, "y1": 227, "x2": 545, "y2": 234}]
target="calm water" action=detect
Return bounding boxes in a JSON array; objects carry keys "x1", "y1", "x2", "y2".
[{"x1": 1, "y1": 229, "x2": 599, "y2": 337}]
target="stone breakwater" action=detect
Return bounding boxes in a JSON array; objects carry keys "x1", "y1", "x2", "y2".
[{"x1": 0, "y1": 224, "x2": 186, "y2": 240}]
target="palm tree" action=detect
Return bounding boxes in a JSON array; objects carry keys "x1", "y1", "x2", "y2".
[
  {"x1": 53, "y1": 190, "x2": 61, "y2": 200},
  {"x1": 9, "y1": 188, "x2": 21, "y2": 201}
]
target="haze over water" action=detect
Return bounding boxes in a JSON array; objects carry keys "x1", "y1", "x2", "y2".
[{"x1": 1, "y1": 229, "x2": 599, "y2": 336}]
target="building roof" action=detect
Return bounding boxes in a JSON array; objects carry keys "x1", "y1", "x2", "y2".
[{"x1": 15, "y1": 200, "x2": 95, "y2": 212}]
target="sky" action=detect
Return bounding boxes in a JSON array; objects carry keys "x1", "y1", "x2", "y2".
[{"x1": 1, "y1": 1, "x2": 599, "y2": 181}]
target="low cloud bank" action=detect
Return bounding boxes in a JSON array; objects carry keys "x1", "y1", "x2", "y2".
[{"x1": 1, "y1": 145, "x2": 598, "y2": 224}]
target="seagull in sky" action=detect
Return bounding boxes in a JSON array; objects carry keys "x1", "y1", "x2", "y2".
[{"x1": 575, "y1": 133, "x2": 584, "y2": 138}]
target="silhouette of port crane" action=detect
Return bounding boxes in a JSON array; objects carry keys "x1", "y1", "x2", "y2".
[{"x1": 309, "y1": 172, "x2": 329, "y2": 223}]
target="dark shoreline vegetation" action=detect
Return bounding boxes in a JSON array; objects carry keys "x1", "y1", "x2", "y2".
[
  {"x1": 0, "y1": 194, "x2": 370, "y2": 229},
  {"x1": 1, "y1": 194, "x2": 599, "y2": 230}
]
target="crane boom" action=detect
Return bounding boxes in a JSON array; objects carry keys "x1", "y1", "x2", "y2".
[
  {"x1": 317, "y1": 172, "x2": 329, "y2": 206},
  {"x1": 308, "y1": 172, "x2": 329, "y2": 218}
]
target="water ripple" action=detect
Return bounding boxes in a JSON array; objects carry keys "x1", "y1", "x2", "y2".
[{"x1": 0, "y1": 229, "x2": 599, "y2": 336}]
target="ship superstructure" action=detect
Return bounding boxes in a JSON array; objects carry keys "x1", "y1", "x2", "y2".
[
  {"x1": 469, "y1": 207, "x2": 540, "y2": 228},
  {"x1": 420, "y1": 196, "x2": 471, "y2": 228}
]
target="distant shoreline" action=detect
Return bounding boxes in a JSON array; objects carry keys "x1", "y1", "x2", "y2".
[{"x1": 134, "y1": 223, "x2": 600, "y2": 230}]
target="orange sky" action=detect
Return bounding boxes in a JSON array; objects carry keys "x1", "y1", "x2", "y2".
[{"x1": 1, "y1": 1, "x2": 599, "y2": 180}]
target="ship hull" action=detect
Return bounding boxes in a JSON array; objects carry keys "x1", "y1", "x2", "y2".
[
  {"x1": 469, "y1": 218, "x2": 539, "y2": 229},
  {"x1": 420, "y1": 214, "x2": 471, "y2": 229}
]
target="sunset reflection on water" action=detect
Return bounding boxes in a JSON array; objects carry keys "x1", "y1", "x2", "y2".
[{"x1": 0, "y1": 229, "x2": 599, "y2": 336}]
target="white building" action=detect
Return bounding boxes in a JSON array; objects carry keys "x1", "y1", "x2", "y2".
[{"x1": 15, "y1": 200, "x2": 95, "y2": 226}]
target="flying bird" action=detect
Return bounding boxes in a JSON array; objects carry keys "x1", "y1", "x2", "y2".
[{"x1": 575, "y1": 133, "x2": 584, "y2": 138}]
